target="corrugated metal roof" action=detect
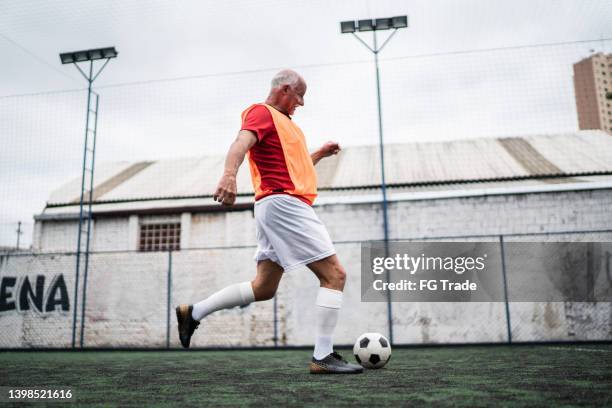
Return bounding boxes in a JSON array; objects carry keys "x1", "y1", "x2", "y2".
[
  {"x1": 37, "y1": 175, "x2": 612, "y2": 220},
  {"x1": 47, "y1": 161, "x2": 134, "y2": 204},
  {"x1": 45, "y1": 130, "x2": 612, "y2": 207},
  {"x1": 524, "y1": 132, "x2": 612, "y2": 172}
]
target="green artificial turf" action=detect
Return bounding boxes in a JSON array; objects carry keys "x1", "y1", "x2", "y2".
[{"x1": 0, "y1": 345, "x2": 610, "y2": 407}]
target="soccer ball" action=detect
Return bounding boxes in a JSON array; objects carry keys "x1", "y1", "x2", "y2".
[{"x1": 353, "y1": 332, "x2": 392, "y2": 369}]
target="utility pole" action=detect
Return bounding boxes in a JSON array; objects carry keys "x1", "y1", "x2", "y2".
[{"x1": 15, "y1": 221, "x2": 23, "y2": 250}]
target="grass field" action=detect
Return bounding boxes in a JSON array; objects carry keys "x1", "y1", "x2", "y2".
[{"x1": 1, "y1": 344, "x2": 611, "y2": 407}]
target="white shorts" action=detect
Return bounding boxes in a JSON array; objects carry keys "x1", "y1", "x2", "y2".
[{"x1": 253, "y1": 194, "x2": 336, "y2": 271}]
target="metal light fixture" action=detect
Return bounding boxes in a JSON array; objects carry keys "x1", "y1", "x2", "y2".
[
  {"x1": 59, "y1": 46, "x2": 118, "y2": 65},
  {"x1": 341, "y1": 16, "x2": 408, "y2": 33},
  {"x1": 358, "y1": 19, "x2": 374, "y2": 32},
  {"x1": 375, "y1": 18, "x2": 392, "y2": 30},
  {"x1": 340, "y1": 21, "x2": 356, "y2": 33},
  {"x1": 59, "y1": 53, "x2": 75, "y2": 64},
  {"x1": 75, "y1": 51, "x2": 89, "y2": 62},
  {"x1": 391, "y1": 15, "x2": 408, "y2": 28},
  {"x1": 101, "y1": 47, "x2": 118, "y2": 58},
  {"x1": 87, "y1": 49, "x2": 104, "y2": 60}
]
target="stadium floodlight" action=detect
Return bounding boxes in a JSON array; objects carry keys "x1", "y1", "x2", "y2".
[
  {"x1": 341, "y1": 16, "x2": 408, "y2": 33},
  {"x1": 74, "y1": 50, "x2": 89, "y2": 62},
  {"x1": 87, "y1": 48, "x2": 104, "y2": 60},
  {"x1": 339, "y1": 15, "x2": 408, "y2": 345},
  {"x1": 340, "y1": 21, "x2": 356, "y2": 33},
  {"x1": 391, "y1": 15, "x2": 408, "y2": 28},
  {"x1": 358, "y1": 19, "x2": 374, "y2": 32},
  {"x1": 59, "y1": 46, "x2": 118, "y2": 349},
  {"x1": 59, "y1": 53, "x2": 75, "y2": 64},
  {"x1": 374, "y1": 18, "x2": 392, "y2": 30},
  {"x1": 101, "y1": 47, "x2": 118, "y2": 58},
  {"x1": 59, "y1": 46, "x2": 118, "y2": 65}
]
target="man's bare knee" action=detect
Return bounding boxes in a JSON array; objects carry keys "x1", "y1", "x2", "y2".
[
  {"x1": 251, "y1": 261, "x2": 283, "y2": 301},
  {"x1": 329, "y1": 265, "x2": 346, "y2": 289},
  {"x1": 311, "y1": 260, "x2": 346, "y2": 291},
  {"x1": 251, "y1": 280, "x2": 277, "y2": 301},
  {"x1": 308, "y1": 255, "x2": 347, "y2": 291},
  {"x1": 339, "y1": 267, "x2": 346, "y2": 285}
]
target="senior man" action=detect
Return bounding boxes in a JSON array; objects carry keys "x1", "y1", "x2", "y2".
[{"x1": 176, "y1": 69, "x2": 362, "y2": 374}]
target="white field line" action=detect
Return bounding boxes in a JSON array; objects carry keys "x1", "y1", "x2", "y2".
[{"x1": 549, "y1": 347, "x2": 611, "y2": 353}]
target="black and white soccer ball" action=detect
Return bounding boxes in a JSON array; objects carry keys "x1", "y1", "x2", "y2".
[{"x1": 353, "y1": 332, "x2": 392, "y2": 369}]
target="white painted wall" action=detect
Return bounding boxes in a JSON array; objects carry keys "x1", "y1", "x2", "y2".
[
  {"x1": 92, "y1": 217, "x2": 129, "y2": 251},
  {"x1": 38, "y1": 220, "x2": 78, "y2": 252}
]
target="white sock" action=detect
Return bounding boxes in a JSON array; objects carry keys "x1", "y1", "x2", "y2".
[
  {"x1": 191, "y1": 281, "x2": 255, "y2": 321},
  {"x1": 313, "y1": 287, "x2": 343, "y2": 360}
]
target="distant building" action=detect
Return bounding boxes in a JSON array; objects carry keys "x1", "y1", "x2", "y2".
[
  {"x1": 32, "y1": 131, "x2": 612, "y2": 253},
  {"x1": 573, "y1": 52, "x2": 612, "y2": 133}
]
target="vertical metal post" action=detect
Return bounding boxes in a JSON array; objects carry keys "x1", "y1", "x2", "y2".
[
  {"x1": 345, "y1": 23, "x2": 404, "y2": 344},
  {"x1": 166, "y1": 250, "x2": 173, "y2": 349},
  {"x1": 585, "y1": 243, "x2": 595, "y2": 302},
  {"x1": 72, "y1": 60, "x2": 94, "y2": 349},
  {"x1": 273, "y1": 295, "x2": 278, "y2": 348},
  {"x1": 373, "y1": 32, "x2": 390, "y2": 251},
  {"x1": 372, "y1": 30, "x2": 394, "y2": 345},
  {"x1": 79, "y1": 92, "x2": 99, "y2": 348},
  {"x1": 15, "y1": 221, "x2": 22, "y2": 250},
  {"x1": 499, "y1": 235, "x2": 512, "y2": 344}
]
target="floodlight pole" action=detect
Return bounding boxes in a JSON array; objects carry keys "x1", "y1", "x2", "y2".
[
  {"x1": 348, "y1": 28, "x2": 400, "y2": 250},
  {"x1": 60, "y1": 49, "x2": 116, "y2": 348},
  {"x1": 374, "y1": 30, "x2": 390, "y2": 247},
  {"x1": 342, "y1": 19, "x2": 405, "y2": 345}
]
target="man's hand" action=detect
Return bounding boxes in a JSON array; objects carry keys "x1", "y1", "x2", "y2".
[
  {"x1": 312, "y1": 141, "x2": 341, "y2": 165},
  {"x1": 214, "y1": 174, "x2": 237, "y2": 206},
  {"x1": 319, "y1": 141, "x2": 341, "y2": 157},
  {"x1": 213, "y1": 130, "x2": 257, "y2": 206}
]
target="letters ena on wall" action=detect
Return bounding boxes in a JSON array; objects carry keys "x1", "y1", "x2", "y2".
[{"x1": 0, "y1": 274, "x2": 70, "y2": 315}]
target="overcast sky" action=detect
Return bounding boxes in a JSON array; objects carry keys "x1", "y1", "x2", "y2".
[{"x1": 1, "y1": 0, "x2": 611, "y2": 247}]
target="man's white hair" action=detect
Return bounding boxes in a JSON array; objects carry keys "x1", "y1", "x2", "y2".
[{"x1": 270, "y1": 70, "x2": 302, "y2": 88}]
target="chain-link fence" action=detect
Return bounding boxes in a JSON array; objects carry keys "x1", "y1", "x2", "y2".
[{"x1": 1, "y1": 229, "x2": 610, "y2": 349}]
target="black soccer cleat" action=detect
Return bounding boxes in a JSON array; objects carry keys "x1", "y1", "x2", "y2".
[
  {"x1": 309, "y1": 351, "x2": 364, "y2": 374},
  {"x1": 175, "y1": 304, "x2": 200, "y2": 348}
]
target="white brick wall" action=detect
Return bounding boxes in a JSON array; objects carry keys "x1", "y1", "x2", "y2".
[
  {"x1": 190, "y1": 210, "x2": 256, "y2": 248},
  {"x1": 38, "y1": 220, "x2": 78, "y2": 252},
  {"x1": 0, "y1": 253, "x2": 77, "y2": 348},
  {"x1": 92, "y1": 217, "x2": 129, "y2": 251},
  {"x1": 318, "y1": 189, "x2": 612, "y2": 242},
  {"x1": 171, "y1": 249, "x2": 274, "y2": 347}
]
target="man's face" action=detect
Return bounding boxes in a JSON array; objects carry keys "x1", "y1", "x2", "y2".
[{"x1": 280, "y1": 80, "x2": 306, "y2": 116}]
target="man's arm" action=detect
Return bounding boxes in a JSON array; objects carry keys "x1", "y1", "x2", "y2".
[
  {"x1": 213, "y1": 130, "x2": 257, "y2": 205},
  {"x1": 311, "y1": 141, "x2": 341, "y2": 166}
]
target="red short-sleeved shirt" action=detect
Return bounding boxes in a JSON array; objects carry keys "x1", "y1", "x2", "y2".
[{"x1": 242, "y1": 105, "x2": 311, "y2": 203}]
